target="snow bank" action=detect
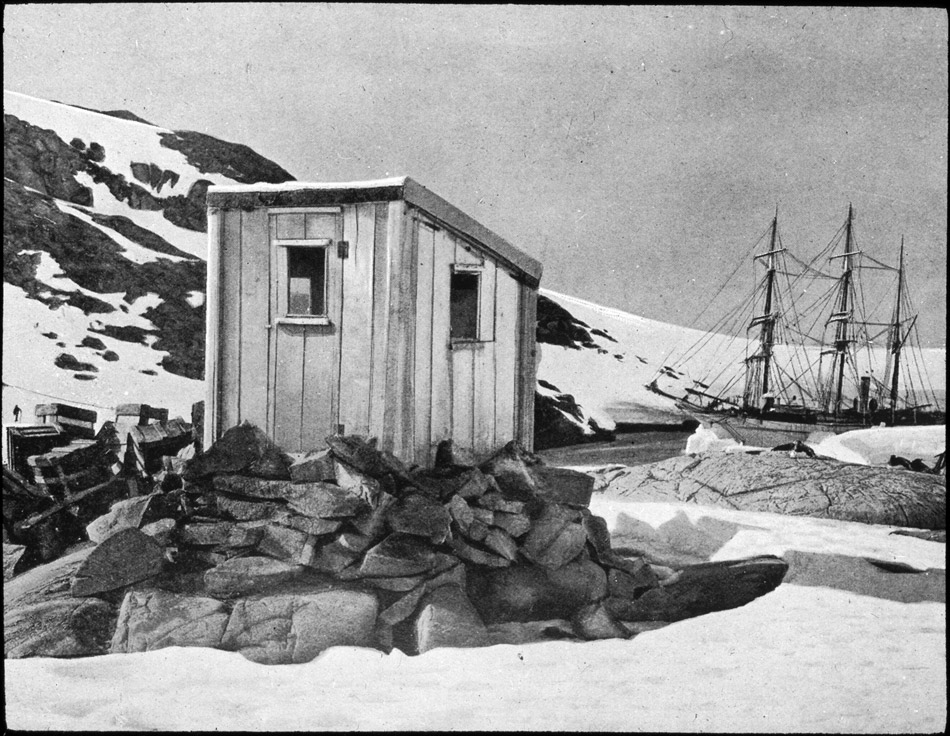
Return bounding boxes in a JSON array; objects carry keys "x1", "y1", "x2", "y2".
[
  {"x1": 813, "y1": 425, "x2": 946, "y2": 466},
  {"x1": 4, "y1": 498, "x2": 945, "y2": 732}
]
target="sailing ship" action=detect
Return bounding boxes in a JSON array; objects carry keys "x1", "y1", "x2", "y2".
[{"x1": 647, "y1": 205, "x2": 945, "y2": 446}]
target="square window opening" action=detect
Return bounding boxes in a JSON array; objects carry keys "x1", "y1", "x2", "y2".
[
  {"x1": 287, "y1": 246, "x2": 327, "y2": 316},
  {"x1": 450, "y1": 271, "x2": 480, "y2": 340}
]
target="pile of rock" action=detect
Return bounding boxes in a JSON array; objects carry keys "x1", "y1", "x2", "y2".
[{"x1": 4, "y1": 423, "x2": 788, "y2": 664}]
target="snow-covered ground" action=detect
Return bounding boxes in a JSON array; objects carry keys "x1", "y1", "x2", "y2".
[
  {"x1": 2, "y1": 282, "x2": 204, "y2": 452},
  {"x1": 5, "y1": 495, "x2": 944, "y2": 732},
  {"x1": 812, "y1": 425, "x2": 947, "y2": 466},
  {"x1": 539, "y1": 289, "x2": 946, "y2": 429}
]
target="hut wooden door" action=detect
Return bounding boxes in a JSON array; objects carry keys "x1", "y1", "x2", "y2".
[{"x1": 269, "y1": 209, "x2": 345, "y2": 452}]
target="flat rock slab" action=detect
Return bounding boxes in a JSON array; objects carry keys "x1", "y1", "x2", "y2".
[
  {"x1": 6, "y1": 596, "x2": 117, "y2": 658},
  {"x1": 4, "y1": 545, "x2": 117, "y2": 658},
  {"x1": 530, "y1": 466, "x2": 595, "y2": 508},
  {"x1": 289, "y1": 450, "x2": 336, "y2": 483},
  {"x1": 412, "y1": 584, "x2": 490, "y2": 654},
  {"x1": 204, "y1": 556, "x2": 313, "y2": 597},
  {"x1": 111, "y1": 589, "x2": 230, "y2": 653},
  {"x1": 222, "y1": 588, "x2": 378, "y2": 664},
  {"x1": 214, "y1": 495, "x2": 281, "y2": 522},
  {"x1": 360, "y1": 534, "x2": 456, "y2": 578},
  {"x1": 70, "y1": 528, "x2": 165, "y2": 597},
  {"x1": 3, "y1": 543, "x2": 27, "y2": 582},
  {"x1": 85, "y1": 494, "x2": 157, "y2": 544},
  {"x1": 387, "y1": 493, "x2": 451, "y2": 543},
  {"x1": 606, "y1": 555, "x2": 789, "y2": 623},
  {"x1": 595, "y1": 452, "x2": 946, "y2": 529}
]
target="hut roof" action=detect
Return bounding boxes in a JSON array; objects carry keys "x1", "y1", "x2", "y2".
[{"x1": 207, "y1": 177, "x2": 542, "y2": 286}]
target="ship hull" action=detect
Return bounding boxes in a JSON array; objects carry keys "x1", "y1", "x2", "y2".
[{"x1": 704, "y1": 415, "x2": 865, "y2": 447}]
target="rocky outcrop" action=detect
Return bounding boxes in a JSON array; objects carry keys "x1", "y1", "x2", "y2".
[
  {"x1": 4, "y1": 545, "x2": 118, "y2": 658},
  {"x1": 111, "y1": 589, "x2": 230, "y2": 653},
  {"x1": 592, "y1": 452, "x2": 946, "y2": 529},
  {"x1": 221, "y1": 588, "x2": 379, "y2": 665},
  {"x1": 5, "y1": 425, "x2": 790, "y2": 663}
]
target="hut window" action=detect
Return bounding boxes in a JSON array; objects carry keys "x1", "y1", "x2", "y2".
[
  {"x1": 450, "y1": 271, "x2": 480, "y2": 340},
  {"x1": 287, "y1": 246, "x2": 327, "y2": 316}
]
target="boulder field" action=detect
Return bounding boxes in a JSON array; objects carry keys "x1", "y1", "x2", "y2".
[{"x1": 4, "y1": 424, "x2": 788, "y2": 664}]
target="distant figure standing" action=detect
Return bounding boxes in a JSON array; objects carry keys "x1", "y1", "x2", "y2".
[
  {"x1": 13, "y1": 405, "x2": 22, "y2": 422},
  {"x1": 868, "y1": 397, "x2": 878, "y2": 414}
]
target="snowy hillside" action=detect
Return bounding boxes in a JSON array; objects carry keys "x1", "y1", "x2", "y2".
[
  {"x1": 2, "y1": 90, "x2": 294, "y2": 431},
  {"x1": 537, "y1": 289, "x2": 946, "y2": 430}
]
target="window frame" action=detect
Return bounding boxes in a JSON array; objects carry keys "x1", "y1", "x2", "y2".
[
  {"x1": 275, "y1": 237, "x2": 332, "y2": 325},
  {"x1": 449, "y1": 264, "x2": 483, "y2": 343}
]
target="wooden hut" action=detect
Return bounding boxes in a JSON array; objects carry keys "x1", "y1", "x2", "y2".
[{"x1": 204, "y1": 177, "x2": 542, "y2": 465}]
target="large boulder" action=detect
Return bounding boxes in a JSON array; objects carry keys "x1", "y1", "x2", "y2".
[
  {"x1": 4, "y1": 545, "x2": 118, "y2": 658},
  {"x1": 411, "y1": 584, "x2": 490, "y2": 654},
  {"x1": 184, "y1": 422, "x2": 293, "y2": 480},
  {"x1": 221, "y1": 588, "x2": 379, "y2": 664},
  {"x1": 592, "y1": 452, "x2": 946, "y2": 529},
  {"x1": 110, "y1": 589, "x2": 230, "y2": 653},
  {"x1": 70, "y1": 528, "x2": 166, "y2": 597},
  {"x1": 467, "y1": 557, "x2": 607, "y2": 623}
]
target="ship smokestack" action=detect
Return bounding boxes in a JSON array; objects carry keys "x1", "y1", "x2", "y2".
[{"x1": 859, "y1": 375, "x2": 871, "y2": 414}]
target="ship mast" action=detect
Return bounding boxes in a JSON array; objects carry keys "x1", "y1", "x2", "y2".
[
  {"x1": 889, "y1": 239, "x2": 905, "y2": 420},
  {"x1": 827, "y1": 204, "x2": 856, "y2": 416},
  {"x1": 745, "y1": 208, "x2": 782, "y2": 411}
]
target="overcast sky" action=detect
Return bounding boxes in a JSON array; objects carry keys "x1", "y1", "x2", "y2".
[{"x1": 4, "y1": 4, "x2": 947, "y2": 346}]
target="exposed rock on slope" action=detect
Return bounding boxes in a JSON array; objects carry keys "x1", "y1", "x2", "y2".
[{"x1": 591, "y1": 452, "x2": 946, "y2": 529}]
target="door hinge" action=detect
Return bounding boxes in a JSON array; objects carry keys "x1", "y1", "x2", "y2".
[{"x1": 337, "y1": 241, "x2": 349, "y2": 259}]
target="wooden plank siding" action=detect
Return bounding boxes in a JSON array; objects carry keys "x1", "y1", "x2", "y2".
[
  {"x1": 337, "y1": 203, "x2": 377, "y2": 436},
  {"x1": 299, "y1": 214, "x2": 343, "y2": 451},
  {"x1": 237, "y1": 209, "x2": 270, "y2": 429},
  {"x1": 515, "y1": 282, "x2": 539, "y2": 450},
  {"x1": 218, "y1": 209, "x2": 243, "y2": 433},
  {"x1": 412, "y1": 220, "x2": 437, "y2": 465},
  {"x1": 472, "y1": 263, "x2": 497, "y2": 456},
  {"x1": 266, "y1": 215, "x2": 280, "y2": 437},
  {"x1": 368, "y1": 204, "x2": 391, "y2": 439},
  {"x1": 206, "y1": 189, "x2": 538, "y2": 466},
  {"x1": 202, "y1": 208, "x2": 223, "y2": 449},
  {"x1": 493, "y1": 270, "x2": 519, "y2": 448},
  {"x1": 429, "y1": 227, "x2": 455, "y2": 455},
  {"x1": 382, "y1": 201, "x2": 414, "y2": 455}
]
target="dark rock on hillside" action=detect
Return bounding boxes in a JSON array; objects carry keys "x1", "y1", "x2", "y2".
[
  {"x1": 4, "y1": 114, "x2": 92, "y2": 205},
  {"x1": 88, "y1": 211, "x2": 195, "y2": 259},
  {"x1": 536, "y1": 294, "x2": 601, "y2": 350},
  {"x1": 4, "y1": 179, "x2": 207, "y2": 378},
  {"x1": 159, "y1": 130, "x2": 294, "y2": 185},
  {"x1": 534, "y1": 381, "x2": 614, "y2": 451}
]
